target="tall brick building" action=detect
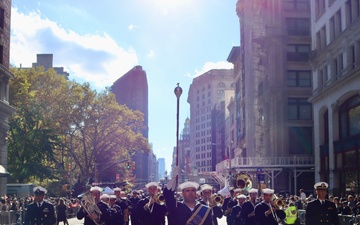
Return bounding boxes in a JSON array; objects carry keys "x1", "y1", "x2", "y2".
[{"x1": 0, "y1": 0, "x2": 16, "y2": 195}]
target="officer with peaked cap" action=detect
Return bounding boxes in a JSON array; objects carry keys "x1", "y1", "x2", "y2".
[
  {"x1": 137, "y1": 182, "x2": 167, "y2": 225},
  {"x1": 305, "y1": 182, "x2": 339, "y2": 225},
  {"x1": 77, "y1": 186, "x2": 112, "y2": 225},
  {"x1": 241, "y1": 188, "x2": 259, "y2": 225},
  {"x1": 199, "y1": 184, "x2": 223, "y2": 225},
  {"x1": 163, "y1": 167, "x2": 213, "y2": 225},
  {"x1": 24, "y1": 186, "x2": 56, "y2": 225},
  {"x1": 254, "y1": 188, "x2": 286, "y2": 225}
]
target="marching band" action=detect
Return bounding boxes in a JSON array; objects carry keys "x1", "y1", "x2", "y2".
[{"x1": 22, "y1": 171, "x2": 344, "y2": 225}]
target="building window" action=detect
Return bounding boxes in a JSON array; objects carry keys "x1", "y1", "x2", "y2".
[
  {"x1": 286, "y1": 18, "x2": 310, "y2": 36},
  {"x1": 284, "y1": 0, "x2": 309, "y2": 10},
  {"x1": 339, "y1": 95, "x2": 360, "y2": 139},
  {"x1": 287, "y1": 44, "x2": 310, "y2": 62},
  {"x1": 315, "y1": 0, "x2": 326, "y2": 19},
  {"x1": 0, "y1": 8, "x2": 4, "y2": 29},
  {"x1": 288, "y1": 127, "x2": 313, "y2": 154},
  {"x1": 218, "y1": 82, "x2": 226, "y2": 88},
  {"x1": 288, "y1": 98, "x2": 312, "y2": 120},
  {"x1": 287, "y1": 70, "x2": 311, "y2": 87}
]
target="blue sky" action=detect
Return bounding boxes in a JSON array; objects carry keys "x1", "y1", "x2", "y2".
[{"x1": 10, "y1": 0, "x2": 239, "y2": 173}]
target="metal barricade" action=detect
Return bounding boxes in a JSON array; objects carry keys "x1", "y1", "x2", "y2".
[
  {"x1": 297, "y1": 210, "x2": 360, "y2": 225},
  {"x1": 0, "y1": 210, "x2": 19, "y2": 225}
]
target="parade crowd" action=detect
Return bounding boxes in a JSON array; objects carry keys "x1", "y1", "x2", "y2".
[{"x1": 3, "y1": 168, "x2": 360, "y2": 225}]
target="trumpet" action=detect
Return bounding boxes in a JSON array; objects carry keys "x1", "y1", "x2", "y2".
[
  {"x1": 211, "y1": 194, "x2": 224, "y2": 207},
  {"x1": 80, "y1": 192, "x2": 104, "y2": 225}
]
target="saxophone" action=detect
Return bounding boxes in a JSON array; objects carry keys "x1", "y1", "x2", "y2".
[{"x1": 80, "y1": 192, "x2": 104, "y2": 225}]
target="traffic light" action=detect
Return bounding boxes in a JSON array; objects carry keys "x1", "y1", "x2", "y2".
[
  {"x1": 131, "y1": 162, "x2": 135, "y2": 170},
  {"x1": 127, "y1": 162, "x2": 131, "y2": 170}
]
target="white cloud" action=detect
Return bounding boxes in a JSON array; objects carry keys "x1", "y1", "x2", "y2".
[
  {"x1": 10, "y1": 7, "x2": 138, "y2": 89},
  {"x1": 128, "y1": 24, "x2": 138, "y2": 31},
  {"x1": 185, "y1": 61, "x2": 234, "y2": 78}
]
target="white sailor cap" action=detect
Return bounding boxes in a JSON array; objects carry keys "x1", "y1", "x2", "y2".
[
  {"x1": 200, "y1": 184, "x2": 213, "y2": 191},
  {"x1": 314, "y1": 182, "x2": 328, "y2": 190},
  {"x1": 178, "y1": 181, "x2": 199, "y2": 191},
  {"x1": 145, "y1": 182, "x2": 160, "y2": 188},
  {"x1": 33, "y1": 186, "x2": 47, "y2": 195},
  {"x1": 233, "y1": 188, "x2": 242, "y2": 193},
  {"x1": 90, "y1": 186, "x2": 103, "y2": 192},
  {"x1": 109, "y1": 195, "x2": 117, "y2": 199},
  {"x1": 262, "y1": 188, "x2": 274, "y2": 194},
  {"x1": 236, "y1": 194, "x2": 247, "y2": 199},
  {"x1": 113, "y1": 187, "x2": 122, "y2": 192},
  {"x1": 100, "y1": 194, "x2": 110, "y2": 199},
  {"x1": 249, "y1": 188, "x2": 258, "y2": 194}
]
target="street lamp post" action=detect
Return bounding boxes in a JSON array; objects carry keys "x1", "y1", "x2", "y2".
[{"x1": 174, "y1": 83, "x2": 182, "y2": 187}]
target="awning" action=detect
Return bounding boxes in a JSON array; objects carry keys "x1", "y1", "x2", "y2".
[{"x1": 0, "y1": 165, "x2": 10, "y2": 177}]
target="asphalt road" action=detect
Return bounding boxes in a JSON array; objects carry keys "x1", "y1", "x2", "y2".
[{"x1": 68, "y1": 216, "x2": 228, "y2": 225}]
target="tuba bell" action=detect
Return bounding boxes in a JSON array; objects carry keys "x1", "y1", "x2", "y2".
[
  {"x1": 234, "y1": 173, "x2": 252, "y2": 190},
  {"x1": 80, "y1": 192, "x2": 104, "y2": 225}
]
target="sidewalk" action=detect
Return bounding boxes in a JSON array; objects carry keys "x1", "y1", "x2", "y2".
[{"x1": 68, "y1": 217, "x2": 83, "y2": 225}]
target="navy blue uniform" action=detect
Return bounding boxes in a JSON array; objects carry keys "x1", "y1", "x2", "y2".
[
  {"x1": 305, "y1": 199, "x2": 339, "y2": 225},
  {"x1": 24, "y1": 201, "x2": 56, "y2": 225},
  {"x1": 137, "y1": 197, "x2": 167, "y2": 225},
  {"x1": 77, "y1": 201, "x2": 112, "y2": 225},
  {"x1": 163, "y1": 188, "x2": 213, "y2": 225},
  {"x1": 199, "y1": 200, "x2": 223, "y2": 225},
  {"x1": 230, "y1": 205, "x2": 244, "y2": 225},
  {"x1": 241, "y1": 201, "x2": 258, "y2": 225},
  {"x1": 254, "y1": 201, "x2": 285, "y2": 225}
]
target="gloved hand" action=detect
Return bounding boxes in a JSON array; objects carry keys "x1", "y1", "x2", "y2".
[{"x1": 166, "y1": 166, "x2": 180, "y2": 191}]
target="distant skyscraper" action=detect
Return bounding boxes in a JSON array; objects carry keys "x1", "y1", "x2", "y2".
[
  {"x1": 0, "y1": 0, "x2": 17, "y2": 195},
  {"x1": 30, "y1": 54, "x2": 69, "y2": 78},
  {"x1": 157, "y1": 158, "x2": 165, "y2": 179},
  {"x1": 111, "y1": 66, "x2": 149, "y2": 186},
  {"x1": 187, "y1": 69, "x2": 234, "y2": 182}
]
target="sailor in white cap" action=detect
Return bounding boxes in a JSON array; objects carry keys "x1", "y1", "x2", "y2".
[
  {"x1": 163, "y1": 166, "x2": 213, "y2": 225},
  {"x1": 199, "y1": 184, "x2": 223, "y2": 225},
  {"x1": 305, "y1": 182, "x2": 339, "y2": 225},
  {"x1": 241, "y1": 188, "x2": 258, "y2": 225},
  {"x1": 137, "y1": 181, "x2": 166, "y2": 225},
  {"x1": 24, "y1": 186, "x2": 56, "y2": 225},
  {"x1": 222, "y1": 187, "x2": 236, "y2": 225},
  {"x1": 254, "y1": 188, "x2": 285, "y2": 225},
  {"x1": 113, "y1": 188, "x2": 130, "y2": 225},
  {"x1": 100, "y1": 194, "x2": 110, "y2": 204},
  {"x1": 77, "y1": 186, "x2": 112, "y2": 225},
  {"x1": 109, "y1": 195, "x2": 124, "y2": 225},
  {"x1": 229, "y1": 194, "x2": 247, "y2": 225},
  {"x1": 128, "y1": 190, "x2": 141, "y2": 225}
]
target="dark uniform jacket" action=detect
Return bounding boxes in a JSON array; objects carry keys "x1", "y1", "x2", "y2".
[
  {"x1": 241, "y1": 201, "x2": 258, "y2": 225},
  {"x1": 224, "y1": 198, "x2": 237, "y2": 225},
  {"x1": 137, "y1": 197, "x2": 167, "y2": 225},
  {"x1": 77, "y1": 201, "x2": 112, "y2": 225},
  {"x1": 254, "y1": 201, "x2": 286, "y2": 225},
  {"x1": 164, "y1": 188, "x2": 213, "y2": 225},
  {"x1": 128, "y1": 197, "x2": 141, "y2": 225},
  {"x1": 305, "y1": 199, "x2": 340, "y2": 225},
  {"x1": 24, "y1": 201, "x2": 56, "y2": 225},
  {"x1": 199, "y1": 199, "x2": 223, "y2": 225},
  {"x1": 110, "y1": 204, "x2": 124, "y2": 225},
  {"x1": 230, "y1": 204, "x2": 244, "y2": 225}
]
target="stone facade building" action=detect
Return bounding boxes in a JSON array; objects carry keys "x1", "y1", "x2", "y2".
[
  {"x1": 0, "y1": 0, "x2": 16, "y2": 195},
  {"x1": 309, "y1": 0, "x2": 360, "y2": 195},
  {"x1": 187, "y1": 69, "x2": 234, "y2": 185},
  {"x1": 216, "y1": 0, "x2": 315, "y2": 192}
]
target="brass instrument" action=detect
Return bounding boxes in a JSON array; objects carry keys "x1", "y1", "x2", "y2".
[
  {"x1": 80, "y1": 192, "x2": 104, "y2": 225},
  {"x1": 272, "y1": 195, "x2": 286, "y2": 210},
  {"x1": 155, "y1": 192, "x2": 166, "y2": 205},
  {"x1": 234, "y1": 173, "x2": 252, "y2": 190},
  {"x1": 211, "y1": 194, "x2": 224, "y2": 207}
]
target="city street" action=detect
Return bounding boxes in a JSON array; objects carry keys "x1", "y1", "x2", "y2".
[{"x1": 68, "y1": 216, "x2": 228, "y2": 225}]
